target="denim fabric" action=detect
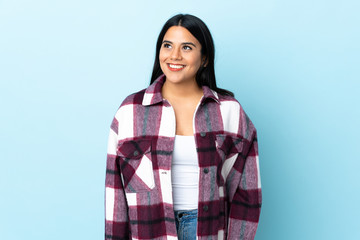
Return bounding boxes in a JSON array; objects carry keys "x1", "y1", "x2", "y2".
[{"x1": 174, "y1": 209, "x2": 198, "y2": 240}]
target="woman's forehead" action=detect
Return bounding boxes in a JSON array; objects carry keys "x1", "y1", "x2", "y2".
[{"x1": 163, "y1": 26, "x2": 200, "y2": 46}]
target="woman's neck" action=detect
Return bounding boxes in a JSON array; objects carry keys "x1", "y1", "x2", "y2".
[{"x1": 162, "y1": 78, "x2": 203, "y2": 101}]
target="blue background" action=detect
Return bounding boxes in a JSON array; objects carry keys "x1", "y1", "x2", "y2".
[{"x1": 1, "y1": 0, "x2": 359, "y2": 239}]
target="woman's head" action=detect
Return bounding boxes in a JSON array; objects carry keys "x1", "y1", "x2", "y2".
[
  {"x1": 158, "y1": 25, "x2": 204, "y2": 86},
  {"x1": 150, "y1": 14, "x2": 233, "y2": 96}
]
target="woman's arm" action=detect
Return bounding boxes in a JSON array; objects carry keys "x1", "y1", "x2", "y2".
[
  {"x1": 104, "y1": 117, "x2": 130, "y2": 239},
  {"x1": 227, "y1": 128, "x2": 262, "y2": 240}
]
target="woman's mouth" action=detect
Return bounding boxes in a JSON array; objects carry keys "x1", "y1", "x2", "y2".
[{"x1": 167, "y1": 63, "x2": 185, "y2": 71}]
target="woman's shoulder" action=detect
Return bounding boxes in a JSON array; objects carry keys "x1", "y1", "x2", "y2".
[
  {"x1": 118, "y1": 89, "x2": 147, "y2": 108},
  {"x1": 216, "y1": 91, "x2": 242, "y2": 108},
  {"x1": 111, "y1": 88, "x2": 147, "y2": 117},
  {"x1": 216, "y1": 91, "x2": 257, "y2": 138}
]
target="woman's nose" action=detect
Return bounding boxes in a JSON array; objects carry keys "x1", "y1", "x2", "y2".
[{"x1": 170, "y1": 47, "x2": 182, "y2": 60}]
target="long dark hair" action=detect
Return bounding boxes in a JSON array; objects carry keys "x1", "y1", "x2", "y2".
[{"x1": 150, "y1": 14, "x2": 234, "y2": 97}]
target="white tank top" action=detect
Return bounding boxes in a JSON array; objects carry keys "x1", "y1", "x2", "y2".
[{"x1": 171, "y1": 135, "x2": 199, "y2": 211}]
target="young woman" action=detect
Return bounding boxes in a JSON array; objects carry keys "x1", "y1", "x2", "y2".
[{"x1": 105, "y1": 14, "x2": 262, "y2": 240}]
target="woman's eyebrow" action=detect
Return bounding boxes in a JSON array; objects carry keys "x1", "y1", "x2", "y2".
[
  {"x1": 182, "y1": 42, "x2": 197, "y2": 48},
  {"x1": 162, "y1": 40, "x2": 197, "y2": 48}
]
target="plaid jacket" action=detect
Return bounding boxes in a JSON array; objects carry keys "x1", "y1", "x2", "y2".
[{"x1": 105, "y1": 75, "x2": 262, "y2": 240}]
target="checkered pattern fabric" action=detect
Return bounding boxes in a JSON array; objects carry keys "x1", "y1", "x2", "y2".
[{"x1": 105, "y1": 75, "x2": 262, "y2": 239}]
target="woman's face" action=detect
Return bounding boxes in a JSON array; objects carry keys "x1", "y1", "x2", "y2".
[{"x1": 159, "y1": 26, "x2": 203, "y2": 85}]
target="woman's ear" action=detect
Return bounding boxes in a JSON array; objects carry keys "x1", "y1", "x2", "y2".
[{"x1": 202, "y1": 56, "x2": 208, "y2": 67}]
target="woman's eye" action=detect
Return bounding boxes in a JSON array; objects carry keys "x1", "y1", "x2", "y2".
[
  {"x1": 163, "y1": 43, "x2": 171, "y2": 48},
  {"x1": 183, "y1": 45, "x2": 192, "y2": 50}
]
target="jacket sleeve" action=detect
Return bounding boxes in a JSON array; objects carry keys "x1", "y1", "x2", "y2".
[
  {"x1": 105, "y1": 116, "x2": 130, "y2": 239},
  {"x1": 227, "y1": 129, "x2": 262, "y2": 240}
]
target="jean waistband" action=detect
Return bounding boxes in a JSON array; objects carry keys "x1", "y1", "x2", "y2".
[{"x1": 174, "y1": 209, "x2": 198, "y2": 219}]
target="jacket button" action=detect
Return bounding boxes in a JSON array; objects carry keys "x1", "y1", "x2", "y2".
[
  {"x1": 204, "y1": 168, "x2": 209, "y2": 174},
  {"x1": 203, "y1": 205, "x2": 209, "y2": 212},
  {"x1": 133, "y1": 150, "x2": 139, "y2": 156},
  {"x1": 200, "y1": 132, "x2": 206, "y2": 137}
]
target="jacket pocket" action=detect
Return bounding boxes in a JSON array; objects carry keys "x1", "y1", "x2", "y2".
[
  {"x1": 117, "y1": 139, "x2": 155, "y2": 193},
  {"x1": 215, "y1": 134, "x2": 244, "y2": 184},
  {"x1": 215, "y1": 134, "x2": 244, "y2": 157}
]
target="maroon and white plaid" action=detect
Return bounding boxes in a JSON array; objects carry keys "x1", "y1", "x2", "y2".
[{"x1": 105, "y1": 75, "x2": 262, "y2": 239}]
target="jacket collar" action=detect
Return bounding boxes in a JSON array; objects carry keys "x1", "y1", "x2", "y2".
[{"x1": 142, "y1": 74, "x2": 220, "y2": 106}]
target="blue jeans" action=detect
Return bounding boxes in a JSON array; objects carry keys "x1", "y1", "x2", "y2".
[{"x1": 174, "y1": 209, "x2": 198, "y2": 240}]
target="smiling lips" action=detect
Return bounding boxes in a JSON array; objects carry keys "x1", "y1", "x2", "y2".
[{"x1": 167, "y1": 63, "x2": 185, "y2": 71}]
